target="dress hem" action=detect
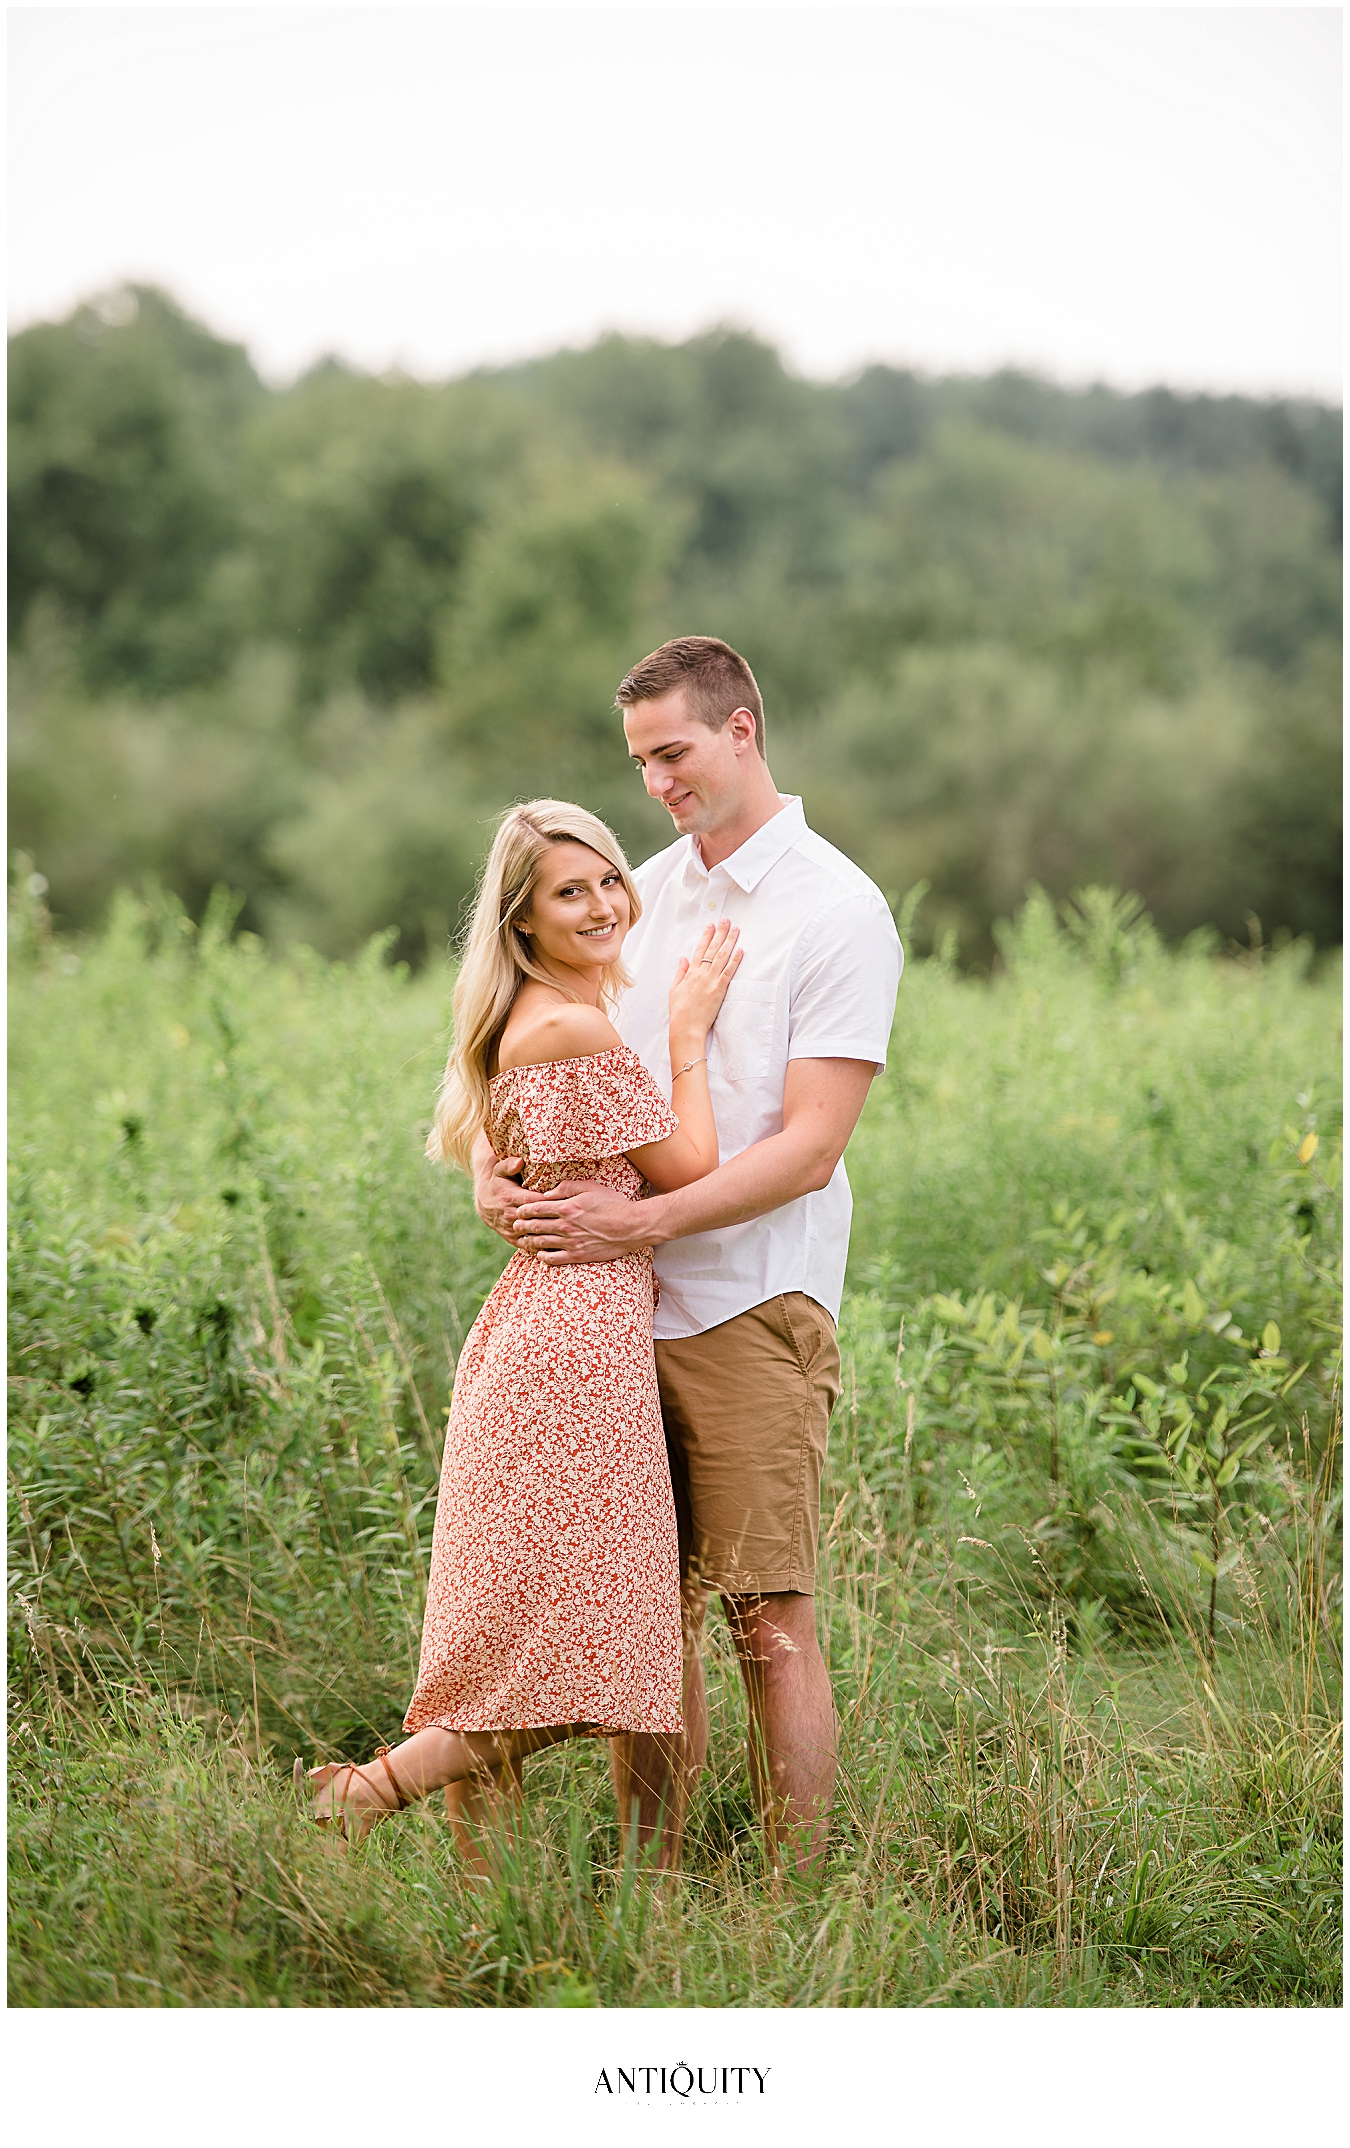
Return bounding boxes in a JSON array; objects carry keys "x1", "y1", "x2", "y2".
[{"x1": 405, "y1": 1715, "x2": 684, "y2": 1737}]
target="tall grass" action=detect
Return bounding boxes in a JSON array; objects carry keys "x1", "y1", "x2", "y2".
[{"x1": 8, "y1": 875, "x2": 1341, "y2": 2005}]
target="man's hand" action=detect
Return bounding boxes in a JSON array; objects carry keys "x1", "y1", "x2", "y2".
[
  {"x1": 473, "y1": 1150, "x2": 531, "y2": 1246},
  {"x1": 471, "y1": 1130, "x2": 628, "y2": 1261},
  {"x1": 512, "y1": 1183, "x2": 653, "y2": 1265}
]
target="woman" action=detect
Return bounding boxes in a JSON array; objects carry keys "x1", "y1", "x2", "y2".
[{"x1": 296, "y1": 799, "x2": 740, "y2": 1847}]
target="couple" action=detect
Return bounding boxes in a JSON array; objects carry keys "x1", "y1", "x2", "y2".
[{"x1": 298, "y1": 636, "x2": 902, "y2": 1875}]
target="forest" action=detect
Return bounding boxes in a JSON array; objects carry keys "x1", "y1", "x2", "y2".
[{"x1": 8, "y1": 284, "x2": 1342, "y2": 964}]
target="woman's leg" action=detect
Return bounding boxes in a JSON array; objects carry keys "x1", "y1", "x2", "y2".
[{"x1": 304, "y1": 1723, "x2": 579, "y2": 1841}]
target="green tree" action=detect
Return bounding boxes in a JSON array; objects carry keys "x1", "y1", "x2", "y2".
[
  {"x1": 8, "y1": 286, "x2": 260, "y2": 690},
  {"x1": 236, "y1": 365, "x2": 529, "y2": 703},
  {"x1": 264, "y1": 464, "x2": 676, "y2": 961}
]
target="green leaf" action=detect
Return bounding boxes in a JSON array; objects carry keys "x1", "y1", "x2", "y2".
[
  {"x1": 1215, "y1": 1456, "x2": 1240, "y2": 1487},
  {"x1": 1182, "y1": 1279, "x2": 1205, "y2": 1326},
  {"x1": 1190, "y1": 1548, "x2": 1218, "y2": 1578},
  {"x1": 1261, "y1": 1321, "x2": 1281, "y2": 1354}
]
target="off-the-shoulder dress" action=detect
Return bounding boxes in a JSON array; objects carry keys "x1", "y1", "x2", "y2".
[{"x1": 403, "y1": 1045, "x2": 684, "y2": 1736}]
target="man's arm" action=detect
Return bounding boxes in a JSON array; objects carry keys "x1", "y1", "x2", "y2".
[{"x1": 511, "y1": 1058, "x2": 878, "y2": 1264}]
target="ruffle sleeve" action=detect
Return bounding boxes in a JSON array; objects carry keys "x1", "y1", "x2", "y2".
[{"x1": 496, "y1": 1045, "x2": 678, "y2": 1167}]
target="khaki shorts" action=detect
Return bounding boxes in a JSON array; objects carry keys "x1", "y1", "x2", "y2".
[{"x1": 654, "y1": 1293, "x2": 841, "y2": 1599}]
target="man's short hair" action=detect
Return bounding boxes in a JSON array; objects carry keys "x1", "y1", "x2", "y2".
[{"x1": 616, "y1": 636, "x2": 766, "y2": 756}]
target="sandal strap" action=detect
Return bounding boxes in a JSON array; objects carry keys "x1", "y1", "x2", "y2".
[
  {"x1": 305, "y1": 1751, "x2": 408, "y2": 1832},
  {"x1": 314, "y1": 1760, "x2": 362, "y2": 1833},
  {"x1": 371, "y1": 1744, "x2": 412, "y2": 1811}
]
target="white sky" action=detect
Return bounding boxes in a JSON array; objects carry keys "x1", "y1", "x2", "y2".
[{"x1": 7, "y1": 3, "x2": 1343, "y2": 397}]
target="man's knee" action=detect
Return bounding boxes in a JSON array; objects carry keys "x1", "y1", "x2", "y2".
[{"x1": 721, "y1": 1590, "x2": 820, "y2": 1675}]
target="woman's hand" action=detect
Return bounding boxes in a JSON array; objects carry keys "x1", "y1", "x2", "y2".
[
  {"x1": 667, "y1": 920, "x2": 743, "y2": 1052},
  {"x1": 472, "y1": 1139, "x2": 529, "y2": 1247},
  {"x1": 628, "y1": 921, "x2": 742, "y2": 1193}
]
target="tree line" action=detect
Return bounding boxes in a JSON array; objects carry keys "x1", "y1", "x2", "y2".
[{"x1": 9, "y1": 284, "x2": 1341, "y2": 962}]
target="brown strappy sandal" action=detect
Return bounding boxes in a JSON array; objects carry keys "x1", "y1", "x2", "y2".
[{"x1": 293, "y1": 1744, "x2": 411, "y2": 1839}]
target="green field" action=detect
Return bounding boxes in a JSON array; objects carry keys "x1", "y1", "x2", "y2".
[{"x1": 8, "y1": 877, "x2": 1341, "y2": 2007}]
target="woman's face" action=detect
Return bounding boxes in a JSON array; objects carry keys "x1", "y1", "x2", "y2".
[{"x1": 519, "y1": 842, "x2": 631, "y2": 979}]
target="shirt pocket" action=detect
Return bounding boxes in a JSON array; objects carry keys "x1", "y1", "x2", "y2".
[{"x1": 710, "y1": 984, "x2": 777, "y2": 1083}]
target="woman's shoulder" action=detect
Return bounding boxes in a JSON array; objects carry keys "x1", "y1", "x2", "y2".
[
  {"x1": 489, "y1": 1026, "x2": 673, "y2": 1164},
  {"x1": 495, "y1": 1001, "x2": 624, "y2": 1075}
]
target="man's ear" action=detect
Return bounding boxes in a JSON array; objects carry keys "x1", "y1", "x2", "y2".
[{"x1": 727, "y1": 706, "x2": 757, "y2": 749}]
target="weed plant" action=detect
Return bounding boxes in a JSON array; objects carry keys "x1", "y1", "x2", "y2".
[{"x1": 8, "y1": 876, "x2": 1341, "y2": 2006}]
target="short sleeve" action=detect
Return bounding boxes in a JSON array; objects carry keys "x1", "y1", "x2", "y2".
[
  {"x1": 508, "y1": 1046, "x2": 678, "y2": 1166},
  {"x1": 787, "y1": 888, "x2": 903, "y2": 1072}
]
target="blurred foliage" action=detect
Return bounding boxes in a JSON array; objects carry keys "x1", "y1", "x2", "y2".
[{"x1": 9, "y1": 286, "x2": 1342, "y2": 962}]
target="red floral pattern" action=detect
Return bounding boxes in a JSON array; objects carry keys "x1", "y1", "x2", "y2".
[{"x1": 404, "y1": 1047, "x2": 684, "y2": 1733}]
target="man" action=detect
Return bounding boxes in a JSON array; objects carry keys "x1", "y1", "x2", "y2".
[{"x1": 475, "y1": 636, "x2": 902, "y2": 1873}]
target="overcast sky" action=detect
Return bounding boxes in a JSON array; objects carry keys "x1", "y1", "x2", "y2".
[{"x1": 7, "y1": 4, "x2": 1343, "y2": 397}]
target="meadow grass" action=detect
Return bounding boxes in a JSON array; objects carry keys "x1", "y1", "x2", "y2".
[{"x1": 8, "y1": 879, "x2": 1341, "y2": 2006}]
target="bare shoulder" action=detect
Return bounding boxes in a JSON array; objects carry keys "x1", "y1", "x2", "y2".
[{"x1": 497, "y1": 998, "x2": 623, "y2": 1072}]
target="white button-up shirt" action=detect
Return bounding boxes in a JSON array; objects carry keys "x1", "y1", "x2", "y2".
[{"x1": 616, "y1": 797, "x2": 903, "y2": 1340}]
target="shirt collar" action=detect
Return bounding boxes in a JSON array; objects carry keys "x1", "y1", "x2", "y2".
[{"x1": 682, "y1": 797, "x2": 807, "y2": 893}]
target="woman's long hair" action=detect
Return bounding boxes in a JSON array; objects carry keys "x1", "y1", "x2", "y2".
[{"x1": 427, "y1": 800, "x2": 641, "y2": 1171}]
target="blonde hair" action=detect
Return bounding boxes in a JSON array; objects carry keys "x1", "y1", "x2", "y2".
[{"x1": 426, "y1": 799, "x2": 641, "y2": 1171}]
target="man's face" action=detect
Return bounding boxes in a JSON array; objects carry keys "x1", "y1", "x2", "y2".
[{"x1": 623, "y1": 689, "x2": 754, "y2": 838}]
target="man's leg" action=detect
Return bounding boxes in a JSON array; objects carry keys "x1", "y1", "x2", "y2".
[
  {"x1": 723, "y1": 1589, "x2": 836, "y2": 1876},
  {"x1": 444, "y1": 1756, "x2": 525, "y2": 1880},
  {"x1": 610, "y1": 1578, "x2": 710, "y2": 1868},
  {"x1": 642, "y1": 1294, "x2": 841, "y2": 1875}
]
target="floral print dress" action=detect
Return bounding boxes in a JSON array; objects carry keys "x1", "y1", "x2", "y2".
[{"x1": 404, "y1": 1046, "x2": 684, "y2": 1734}]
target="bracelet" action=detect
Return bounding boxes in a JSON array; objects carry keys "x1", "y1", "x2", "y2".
[{"x1": 671, "y1": 1056, "x2": 706, "y2": 1080}]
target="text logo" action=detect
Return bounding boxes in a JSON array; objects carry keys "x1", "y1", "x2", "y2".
[{"x1": 595, "y1": 2065, "x2": 770, "y2": 2098}]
